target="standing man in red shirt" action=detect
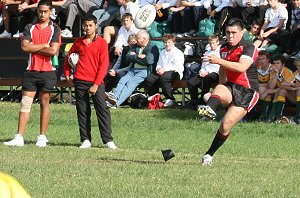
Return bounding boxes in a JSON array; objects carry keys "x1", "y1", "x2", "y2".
[
  {"x1": 64, "y1": 14, "x2": 117, "y2": 150},
  {"x1": 4, "y1": 0, "x2": 61, "y2": 147},
  {"x1": 198, "y1": 18, "x2": 259, "y2": 165}
]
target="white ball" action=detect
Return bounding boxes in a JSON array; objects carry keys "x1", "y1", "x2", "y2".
[
  {"x1": 134, "y1": 5, "x2": 156, "y2": 29},
  {"x1": 68, "y1": 53, "x2": 79, "y2": 68}
]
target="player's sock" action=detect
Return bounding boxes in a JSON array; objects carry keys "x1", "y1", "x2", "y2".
[
  {"x1": 261, "y1": 98, "x2": 272, "y2": 120},
  {"x1": 275, "y1": 96, "x2": 286, "y2": 119},
  {"x1": 294, "y1": 96, "x2": 300, "y2": 121},
  {"x1": 267, "y1": 101, "x2": 277, "y2": 122},
  {"x1": 205, "y1": 130, "x2": 229, "y2": 156},
  {"x1": 206, "y1": 94, "x2": 222, "y2": 112}
]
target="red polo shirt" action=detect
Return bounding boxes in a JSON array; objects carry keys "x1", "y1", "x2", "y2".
[
  {"x1": 22, "y1": 21, "x2": 61, "y2": 71},
  {"x1": 64, "y1": 35, "x2": 109, "y2": 85}
]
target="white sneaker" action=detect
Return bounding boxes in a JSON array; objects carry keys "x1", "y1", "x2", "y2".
[
  {"x1": 3, "y1": 134, "x2": 24, "y2": 146},
  {"x1": 13, "y1": 31, "x2": 23, "y2": 38},
  {"x1": 105, "y1": 92, "x2": 117, "y2": 105},
  {"x1": 197, "y1": 105, "x2": 217, "y2": 119},
  {"x1": 164, "y1": 99, "x2": 176, "y2": 107},
  {"x1": 202, "y1": 154, "x2": 213, "y2": 165},
  {"x1": 291, "y1": 51, "x2": 300, "y2": 59},
  {"x1": 106, "y1": 141, "x2": 117, "y2": 150},
  {"x1": 50, "y1": 8, "x2": 57, "y2": 20},
  {"x1": 61, "y1": 29, "x2": 73, "y2": 38},
  {"x1": 36, "y1": 135, "x2": 48, "y2": 147},
  {"x1": 79, "y1": 139, "x2": 92, "y2": 148},
  {"x1": 0, "y1": 30, "x2": 12, "y2": 38}
]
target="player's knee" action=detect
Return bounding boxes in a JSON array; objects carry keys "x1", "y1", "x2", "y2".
[{"x1": 20, "y1": 96, "x2": 33, "y2": 112}]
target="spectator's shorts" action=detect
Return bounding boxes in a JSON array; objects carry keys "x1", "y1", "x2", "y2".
[
  {"x1": 224, "y1": 82, "x2": 259, "y2": 112},
  {"x1": 22, "y1": 71, "x2": 57, "y2": 92}
]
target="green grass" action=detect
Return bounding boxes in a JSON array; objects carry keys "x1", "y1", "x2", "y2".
[{"x1": 0, "y1": 102, "x2": 300, "y2": 197}]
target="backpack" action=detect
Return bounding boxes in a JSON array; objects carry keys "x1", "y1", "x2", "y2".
[
  {"x1": 147, "y1": 21, "x2": 171, "y2": 38},
  {"x1": 129, "y1": 93, "x2": 149, "y2": 109},
  {"x1": 148, "y1": 93, "x2": 164, "y2": 110},
  {"x1": 197, "y1": 17, "x2": 215, "y2": 37},
  {"x1": 183, "y1": 62, "x2": 201, "y2": 79}
]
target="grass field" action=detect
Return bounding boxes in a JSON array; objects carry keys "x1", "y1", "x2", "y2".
[{"x1": 0, "y1": 102, "x2": 300, "y2": 198}]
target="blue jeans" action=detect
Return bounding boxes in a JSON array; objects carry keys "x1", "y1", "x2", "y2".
[
  {"x1": 113, "y1": 68, "x2": 148, "y2": 106},
  {"x1": 92, "y1": 6, "x2": 119, "y2": 34}
]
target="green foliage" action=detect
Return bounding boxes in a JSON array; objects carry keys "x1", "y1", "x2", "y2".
[{"x1": 0, "y1": 102, "x2": 300, "y2": 197}]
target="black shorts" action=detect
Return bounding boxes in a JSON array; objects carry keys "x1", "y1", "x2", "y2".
[
  {"x1": 224, "y1": 82, "x2": 259, "y2": 112},
  {"x1": 22, "y1": 71, "x2": 57, "y2": 92}
]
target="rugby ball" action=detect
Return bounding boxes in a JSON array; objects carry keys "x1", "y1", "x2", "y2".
[
  {"x1": 68, "y1": 53, "x2": 79, "y2": 68},
  {"x1": 134, "y1": 4, "x2": 156, "y2": 29}
]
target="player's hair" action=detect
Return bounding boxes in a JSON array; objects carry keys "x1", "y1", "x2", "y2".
[
  {"x1": 137, "y1": 30, "x2": 149, "y2": 40},
  {"x1": 258, "y1": 50, "x2": 270, "y2": 59},
  {"x1": 82, "y1": 14, "x2": 97, "y2": 25},
  {"x1": 163, "y1": 34, "x2": 176, "y2": 43},
  {"x1": 208, "y1": 34, "x2": 219, "y2": 42},
  {"x1": 251, "y1": 19, "x2": 261, "y2": 27},
  {"x1": 272, "y1": 54, "x2": 286, "y2": 65},
  {"x1": 226, "y1": 18, "x2": 244, "y2": 30},
  {"x1": 38, "y1": 0, "x2": 52, "y2": 9},
  {"x1": 122, "y1": 13, "x2": 133, "y2": 21}
]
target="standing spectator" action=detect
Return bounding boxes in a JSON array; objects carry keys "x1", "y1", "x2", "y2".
[
  {"x1": 187, "y1": 34, "x2": 220, "y2": 109},
  {"x1": 64, "y1": 14, "x2": 117, "y2": 149},
  {"x1": 3, "y1": 0, "x2": 61, "y2": 147},
  {"x1": 106, "y1": 30, "x2": 159, "y2": 108},
  {"x1": 254, "y1": 0, "x2": 288, "y2": 49},
  {"x1": 144, "y1": 34, "x2": 184, "y2": 107},
  {"x1": 197, "y1": 18, "x2": 259, "y2": 165}
]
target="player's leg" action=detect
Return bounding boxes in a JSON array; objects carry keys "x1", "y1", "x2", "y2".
[
  {"x1": 259, "y1": 85, "x2": 272, "y2": 121},
  {"x1": 39, "y1": 91, "x2": 51, "y2": 135},
  {"x1": 198, "y1": 84, "x2": 232, "y2": 119},
  {"x1": 294, "y1": 89, "x2": 300, "y2": 123}
]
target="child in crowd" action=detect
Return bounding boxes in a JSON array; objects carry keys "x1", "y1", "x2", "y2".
[
  {"x1": 261, "y1": 55, "x2": 293, "y2": 122},
  {"x1": 187, "y1": 34, "x2": 220, "y2": 108},
  {"x1": 243, "y1": 20, "x2": 261, "y2": 45},
  {"x1": 256, "y1": 50, "x2": 272, "y2": 121}
]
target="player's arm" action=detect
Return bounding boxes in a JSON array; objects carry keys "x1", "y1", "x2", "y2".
[
  {"x1": 218, "y1": 66, "x2": 227, "y2": 84},
  {"x1": 21, "y1": 39, "x2": 50, "y2": 53},
  {"x1": 35, "y1": 42, "x2": 60, "y2": 56},
  {"x1": 209, "y1": 54, "x2": 252, "y2": 72}
]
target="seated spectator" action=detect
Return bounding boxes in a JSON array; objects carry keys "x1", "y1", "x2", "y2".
[
  {"x1": 61, "y1": 0, "x2": 102, "y2": 38},
  {"x1": 187, "y1": 34, "x2": 220, "y2": 108},
  {"x1": 260, "y1": 54, "x2": 293, "y2": 122},
  {"x1": 92, "y1": 0, "x2": 120, "y2": 34},
  {"x1": 0, "y1": 0, "x2": 23, "y2": 38},
  {"x1": 105, "y1": 30, "x2": 159, "y2": 108},
  {"x1": 256, "y1": 50, "x2": 272, "y2": 121},
  {"x1": 231, "y1": 0, "x2": 260, "y2": 26},
  {"x1": 144, "y1": 34, "x2": 184, "y2": 107},
  {"x1": 204, "y1": 0, "x2": 233, "y2": 35},
  {"x1": 105, "y1": 34, "x2": 137, "y2": 92},
  {"x1": 254, "y1": 0, "x2": 288, "y2": 50},
  {"x1": 286, "y1": 0, "x2": 300, "y2": 57},
  {"x1": 243, "y1": 19, "x2": 261, "y2": 45},
  {"x1": 153, "y1": 0, "x2": 177, "y2": 22},
  {"x1": 103, "y1": 0, "x2": 139, "y2": 44},
  {"x1": 49, "y1": 0, "x2": 67, "y2": 21}
]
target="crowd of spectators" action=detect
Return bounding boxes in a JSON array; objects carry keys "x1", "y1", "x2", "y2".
[{"x1": 1, "y1": 0, "x2": 300, "y2": 123}]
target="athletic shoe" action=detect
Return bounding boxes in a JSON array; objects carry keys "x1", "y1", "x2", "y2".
[
  {"x1": 36, "y1": 135, "x2": 48, "y2": 147},
  {"x1": 164, "y1": 99, "x2": 176, "y2": 107},
  {"x1": 291, "y1": 51, "x2": 300, "y2": 59},
  {"x1": 106, "y1": 141, "x2": 117, "y2": 150},
  {"x1": 202, "y1": 154, "x2": 213, "y2": 165},
  {"x1": 61, "y1": 29, "x2": 73, "y2": 38},
  {"x1": 197, "y1": 105, "x2": 217, "y2": 119},
  {"x1": 50, "y1": 8, "x2": 57, "y2": 20},
  {"x1": 0, "y1": 30, "x2": 11, "y2": 38},
  {"x1": 13, "y1": 31, "x2": 23, "y2": 38},
  {"x1": 106, "y1": 92, "x2": 117, "y2": 105},
  {"x1": 79, "y1": 140, "x2": 92, "y2": 148},
  {"x1": 3, "y1": 134, "x2": 24, "y2": 146},
  {"x1": 106, "y1": 101, "x2": 117, "y2": 109}
]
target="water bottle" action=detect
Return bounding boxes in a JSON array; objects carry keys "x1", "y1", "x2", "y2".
[{"x1": 51, "y1": 54, "x2": 59, "y2": 68}]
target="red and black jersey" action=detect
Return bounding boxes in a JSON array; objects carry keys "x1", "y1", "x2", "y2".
[
  {"x1": 64, "y1": 35, "x2": 109, "y2": 85},
  {"x1": 23, "y1": 21, "x2": 61, "y2": 71},
  {"x1": 220, "y1": 39, "x2": 259, "y2": 91}
]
